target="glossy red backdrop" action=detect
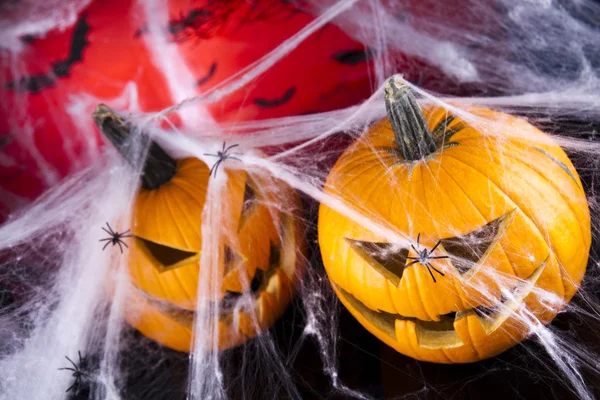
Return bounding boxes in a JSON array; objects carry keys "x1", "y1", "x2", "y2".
[{"x1": 0, "y1": 0, "x2": 455, "y2": 221}]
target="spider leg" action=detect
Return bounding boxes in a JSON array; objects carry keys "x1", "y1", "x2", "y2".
[
  {"x1": 78, "y1": 351, "x2": 82, "y2": 364},
  {"x1": 99, "y1": 238, "x2": 112, "y2": 242},
  {"x1": 405, "y1": 260, "x2": 420, "y2": 267},
  {"x1": 120, "y1": 233, "x2": 134, "y2": 238},
  {"x1": 117, "y1": 241, "x2": 124, "y2": 254},
  {"x1": 65, "y1": 356, "x2": 77, "y2": 369},
  {"x1": 120, "y1": 240, "x2": 129, "y2": 249},
  {"x1": 224, "y1": 144, "x2": 239, "y2": 152},
  {"x1": 406, "y1": 256, "x2": 419, "y2": 260},
  {"x1": 120, "y1": 229, "x2": 131, "y2": 235},
  {"x1": 65, "y1": 381, "x2": 76, "y2": 393},
  {"x1": 227, "y1": 156, "x2": 242, "y2": 162},
  {"x1": 210, "y1": 160, "x2": 222, "y2": 177},
  {"x1": 427, "y1": 262, "x2": 445, "y2": 277},
  {"x1": 430, "y1": 240, "x2": 442, "y2": 253},
  {"x1": 102, "y1": 241, "x2": 111, "y2": 251},
  {"x1": 204, "y1": 153, "x2": 221, "y2": 158},
  {"x1": 105, "y1": 223, "x2": 115, "y2": 235},
  {"x1": 58, "y1": 367, "x2": 76, "y2": 372},
  {"x1": 222, "y1": 141, "x2": 227, "y2": 152},
  {"x1": 417, "y1": 233, "x2": 421, "y2": 245},
  {"x1": 101, "y1": 227, "x2": 113, "y2": 236},
  {"x1": 411, "y1": 244, "x2": 419, "y2": 253},
  {"x1": 425, "y1": 264, "x2": 437, "y2": 283},
  {"x1": 428, "y1": 256, "x2": 449, "y2": 259}
]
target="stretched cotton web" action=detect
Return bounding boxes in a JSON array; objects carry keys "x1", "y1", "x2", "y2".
[{"x1": 1, "y1": 0, "x2": 600, "y2": 399}]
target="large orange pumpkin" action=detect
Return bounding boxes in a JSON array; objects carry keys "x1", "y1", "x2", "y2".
[
  {"x1": 93, "y1": 105, "x2": 306, "y2": 352},
  {"x1": 318, "y1": 76, "x2": 591, "y2": 363}
]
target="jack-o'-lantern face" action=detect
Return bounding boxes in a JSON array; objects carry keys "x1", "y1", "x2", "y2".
[
  {"x1": 94, "y1": 105, "x2": 305, "y2": 352},
  {"x1": 318, "y1": 77, "x2": 591, "y2": 363}
]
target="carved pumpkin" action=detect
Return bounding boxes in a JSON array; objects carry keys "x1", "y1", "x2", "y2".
[
  {"x1": 93, "y1": 105, "x2": 305, "y2": 352},
  {"x1": 318, "y1": 76, "x2": 591, "y2": 363}
]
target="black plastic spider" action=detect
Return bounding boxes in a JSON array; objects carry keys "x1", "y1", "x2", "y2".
[
  {"x1": 58, "y1": 351, "x2": 86, "y2": 394},
  {"x1": 204, "y1": 142, "x2": 242, "y2": 177},
  {"x1": 99, "y1": 222, "x2": 132, "y2": 253},
  {"x1": 406, "y1": 233, "x2": 448, "y2": 283}
]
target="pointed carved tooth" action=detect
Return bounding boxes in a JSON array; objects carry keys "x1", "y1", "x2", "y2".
[
  {"x1": 258, "y1": 292, "x2": 277, "y2": 324},
  {"x1": 265, "y1": 270, "x2": 283, "y2": 299},
  {"x1": 469, "y1": 258, "x2": 548, "y2": 334},
  {"x1": 414, "y1": 320, "x2": 463, "y2": 349},
  {"x1": 236, "y1": 309, "x2": 257, "y2": 338}
]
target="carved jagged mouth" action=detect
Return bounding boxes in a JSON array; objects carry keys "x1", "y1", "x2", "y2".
[
  {"x1": 132, "y1": 267, "x2": 269, "y2": 327},
  {"x1": 335, "y1": 259, "x2": 547, "y2": 349}
]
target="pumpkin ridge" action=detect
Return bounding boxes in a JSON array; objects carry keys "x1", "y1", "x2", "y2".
[
  {"x1": 344, "y1": 161, "x2": 401, "y2": 224},
  {"x1": 447, "y1": 144, "x2": 589, "y2": 288},
  {"x1": 532, "y1": 146, "x2": 580, "y2": 187},
  {"x1": 464, "y1": 313, "x2": 483, "y2": 360},
  {"x1": 168, "y1": 178, "x2": 207, "y2": 204},
  {"x1": 162, "y1": 187, "x2": 195, "y2": 251},
  {"x1": 504, "y1": 152, "x2": 588, "y2": 300},
  {"x1": 164, "y1": 186, "x2": 197, "y2": 250},
  {"x1": 441, "y1": 154, "x2": 565, "y2": 285},
  {"x1": 384, "y1": 269, "x2": 402, "y2": 316},
  {"x1": 170, "y1": 176, "x2": 208, "y2": 203},
  {"x1": 150, "y1": 239, "x2": 199, "y2": 310},
  {"x1": 142, "y1": 256, "x2": 196, "y2": 311},
  {"x1": 334, "y1": 152, "x2": 399, "y2": 188},
  {"x1": 417, "y1": 164, "x2": 448, "y2": 321},
  {"x1": 134, "y1": 189, "x2": 201, "y2": 252},
  {"x1": 437, "y1": 159, "x2": 554, "y2": 307},
  {"x1": 168, "y1": 182, "x2": 207, "y2": 248},
  {"x1": 423, "y1": 163, "x2": 479, "y2": 310},
  {"x1": 405, "y1": 247, "x2": 433, "y2": 321},
  {"x1": 335, "y1": 143, "x2": 399, "y2": 170},
  {"x1": 502, "y1": 143, "x2": 589, "y2": 245},
  {"x1": 435, "y1": 162, "x2": 520, "y2": 280},
  {"x1": 332, "y1": 171, "x2": 407, "y2": 312},
  {"x1": 513, "y1": 148, "x2": 588, "y2": 230}
]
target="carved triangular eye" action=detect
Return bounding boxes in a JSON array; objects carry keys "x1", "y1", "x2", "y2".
[
  {"x1": 268, "y1": 240, "x2": 281, "y2": 269},
  {"x1": 241, "y1": 180, "x2": 256, "y2": 215},
  {"x1": 138, "y1": 238, "x2": 197, "y2": 272},
  {"x1": 440, "y1": 213, "x2": 510, "y2": 275},
  {"x1": 346, "y1": 239, "x2": 409, "y2": 286},
  {"x1": 239, "y1": 179, "x2": 258, "y2": 230},
  {"x1": 223, "y1": 245, "x2": 244, "y2": 275}
]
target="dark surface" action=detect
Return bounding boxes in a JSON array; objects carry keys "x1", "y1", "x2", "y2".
[{"x1": 2, "y1": 117, "x2": 600, "y2": 399}]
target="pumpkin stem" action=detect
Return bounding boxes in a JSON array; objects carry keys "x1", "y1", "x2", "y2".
[
  {"x1": 384, "y1": 75, "x2": 436, "y2": 160},
  {"x1": 92, "y1": 104, "x2": 177, "y2": 190}
]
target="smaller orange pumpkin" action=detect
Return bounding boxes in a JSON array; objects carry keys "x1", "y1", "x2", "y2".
[
  {"x1": 94, "y1": 105, "x2": 306, "y2": 352},
  {"x1": 318, "y1": 75, "x2": 590, "y2": 363}
]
